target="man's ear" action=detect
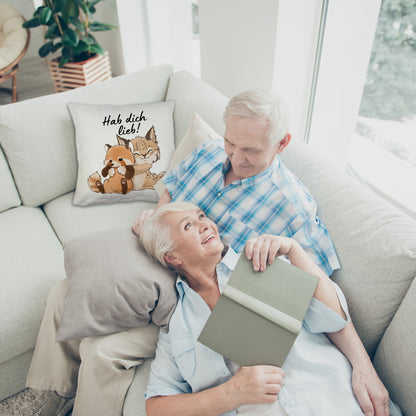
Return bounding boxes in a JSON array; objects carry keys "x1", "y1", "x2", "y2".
[
  {"x1": 164, "y1": 252, "x2": 183, "y2": 267},
  {"x1": 276, "y1": 133, "x2": 291, "y2": 154}
]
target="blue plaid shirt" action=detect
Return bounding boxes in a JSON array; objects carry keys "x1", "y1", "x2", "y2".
[{"x1": 163, "y1": 140, "x2": 340, "y2": 275}]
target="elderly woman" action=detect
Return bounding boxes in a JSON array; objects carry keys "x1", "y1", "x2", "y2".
[{"x1": 140, "y1": 202, "x2": 398, "y2": 416}]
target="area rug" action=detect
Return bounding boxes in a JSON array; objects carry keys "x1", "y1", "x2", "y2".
[{"x1": 0, "y1": 388, "x2": 48, "y2": 416}]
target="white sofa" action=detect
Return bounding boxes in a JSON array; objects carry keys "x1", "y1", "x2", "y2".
[{"x1": 0, "y1": 64, "x2": 415, "y2": 416}]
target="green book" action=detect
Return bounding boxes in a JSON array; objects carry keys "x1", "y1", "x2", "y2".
[{"x1": 198, "y1": 255, "x2": 319, "y2": 367}]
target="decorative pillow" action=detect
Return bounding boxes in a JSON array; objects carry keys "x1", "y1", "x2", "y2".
[
  {"x1": 68, "y1": 101, "x2": 175, "y2": 206},
  {"x1": 56, "y1": 227, "x2": 178, "y2": 342},
  {"x1": 155, "y1": 113, "x2": 223, "y2": 196}
]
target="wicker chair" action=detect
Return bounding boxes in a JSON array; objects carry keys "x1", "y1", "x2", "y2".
[{"x1": 0, "y1": 2, "x2": 30, "y2": 103}]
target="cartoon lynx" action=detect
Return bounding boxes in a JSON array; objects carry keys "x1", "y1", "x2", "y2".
[
  {"x1": 88, "y1": 138, "x2": 135, "y2": 195},
  {"x1": 117, "y1": 126, "x2": 165, "y2": 190}
]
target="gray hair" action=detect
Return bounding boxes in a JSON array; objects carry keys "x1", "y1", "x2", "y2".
[
  {"x1": 140, "y1": 201, "x2": 200, "y2": 267},
  {"x1": 223, "y1": 89, "x2": 290, "y2": 145}
]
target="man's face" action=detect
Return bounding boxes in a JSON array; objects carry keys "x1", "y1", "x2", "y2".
[
  {"x1": 163, "y1": 209, "x2": 224, "y2": 267},
  {"x1": 224, "y1": 116, "x2": 279, "y2": 179}
]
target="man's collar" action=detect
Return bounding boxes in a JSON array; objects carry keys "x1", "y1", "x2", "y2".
[{"x1": 221, "y1": 156, "x2": 279, "y2": 187}]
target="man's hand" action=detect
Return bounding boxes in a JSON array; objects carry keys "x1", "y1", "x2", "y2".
[
  {"x1": 352, "y1": 364, "x2": 390, "y2": 416},
  {"x1": 245, "y1": 235, "x2": 296, "y2": 272},
  {"x1": 131, "y1": 209, "x2": 156, "y2": 236},
  {"x1": 225, "y1": 365, "x2": 284, "y2": 408}
]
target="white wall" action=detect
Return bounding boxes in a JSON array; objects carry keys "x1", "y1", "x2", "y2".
[
  {"x1": 109, "y1": 0, "x2": 150, "y2": 75},
  {"x1": 147, "y1": 0, "x2": 194, "y2": 72},
  {"x1": 199, "y1": 0, "x2": 280, "y2": 98},
  {"x1": 111, "y1": 0, "x2": 195, "y2": 75}
]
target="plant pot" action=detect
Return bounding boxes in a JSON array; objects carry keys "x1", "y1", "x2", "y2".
[{"x1": 47, "y1": 52, "x2": 112, "y2": 93}]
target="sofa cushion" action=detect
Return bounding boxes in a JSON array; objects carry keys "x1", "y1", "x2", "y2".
[
  {"x1": 68, "y1": 101, "x2": 175, "y2": 206},
  {"x1": 373, "y1": 277, "x2": 416, "y2": 416},
  {"x1": 43, "y1": 192, "x2": 155, "y2": 244},
  {"x1": 280, "y1": 141, "x2": 416, "y2": 357},
  {"x1": 0, "y1": 145, "x2": 20, "y2": 213},
  {"x1": 57, "y1": 228, "x2": 177, "y2": 341},
  {"x1": 0, "y1": 64, "x2": 173, "y2": 207},
  {"x1": 123, "y1": 358, "x2": 153, "y2": 416},
  {"x1": 0, "y1": 206, "x2": 65, "y2": 364},
  {"x1": 166, "y1": 70, "x2": 228, "y2": 145}
]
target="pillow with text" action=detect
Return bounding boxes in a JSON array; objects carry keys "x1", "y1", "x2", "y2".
[{"x1": 69, "y1": 101, "x2": 175, "y2": 206}]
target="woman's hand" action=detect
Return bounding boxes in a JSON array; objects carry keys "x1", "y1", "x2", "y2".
[
  {"x1": 225, "y1": 365, "x2": 284, "y2": 407},
  {"x1": 245, "y1": 235, "x2": 297, "y2": 272},
  {"x1": 131, "y1": 209, "x2": 156, "y2": 236}
]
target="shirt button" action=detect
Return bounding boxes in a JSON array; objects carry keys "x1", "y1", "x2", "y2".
[{"x1": 217, "y1": 192, "x2": 222, "y2": 197}]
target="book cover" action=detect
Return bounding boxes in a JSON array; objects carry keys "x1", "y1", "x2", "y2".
[{"x1": 198, "y1": 255, "x2": 319, "y2": 367}]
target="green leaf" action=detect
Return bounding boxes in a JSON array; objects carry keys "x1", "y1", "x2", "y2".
[
  {"x1": 88, "y1": 0, "x2": 102, "y2": 8},
  {"x1": 53, "y1": 0, "x2": 65, "y2": 13},
  {"x1": 62, "y1": 0, "x2": 79, "y2": 21},
  {"x1": 57, "y1": 15, "x2": 68, "y2": 32},
  {"x1": 82, "y1": 34, "x2": 95, "y2": 45},
  {"x1": 61, "y1": 45, "x2": 72, "y2": 59},
  {"x1": 89, "y1": 43, "x2": 105, "y2": 56},
  {"x1": 59, "y1": 55, "x2": 69, "y2": 68},
  {"x1": 89, "y1": 22, "x2": 114, "y2": 31},
  {"x1": 39, "y1": 7, "x2": 53, "y2": 24},
  {"x1": 44, "y1": 23, "x2": 59, "y2": 39},
  {"x1": 22, "y1": 17, "x2": 41, "y2": 28},
  {"x1": 38, "y1": 41, "x2": 54, "y2": 57},
  {"x1": 62, "y1": 28, "x2": 79, "y2": 46},
  {"x1": 87, "y1": 0, "x2": 102, "y2": 15},
  {"x1": 51, "y1": 42, "x2": 63, "y2": 53},
  {"x1": 74, "y1": 0, "x2": 88, "y2": 15},
  {"x1": 69, "y1": 15, "x2": 85, "y2": 32},
  {"x1": 75, "y1": 40, "x2": 90, "y2": 52}
]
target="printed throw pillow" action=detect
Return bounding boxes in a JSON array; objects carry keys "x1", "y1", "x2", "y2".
[
  {"x1": 69, "y1": 101, "x2": 175, "y2": 206},
  {"x1": 56, "y1": 227, "x2": 178, "y2": 341},
  {"x1": 155, "y1": 113, "x2": 223, "y2": 196}
]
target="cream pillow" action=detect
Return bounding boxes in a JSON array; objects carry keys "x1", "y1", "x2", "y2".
[{"x1": 155, "y1": 113, "x2": 223, "y2": 196}]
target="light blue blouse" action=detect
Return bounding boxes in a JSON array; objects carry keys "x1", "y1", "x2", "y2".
[{"x1": 145, "y1": 248, "x2": 398, "y2": 415}]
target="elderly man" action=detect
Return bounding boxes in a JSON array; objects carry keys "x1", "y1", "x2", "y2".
[
  {"x1": 139, "y1": 202, "x2": 397, "y2": 416},
  {"x1": 134, "y1": 89, "x2": 338, "y2": 276}
]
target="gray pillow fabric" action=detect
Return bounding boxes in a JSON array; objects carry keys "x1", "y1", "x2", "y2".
[{"x1": 56, "y1": 227, "x2": 177, "y2": 341}]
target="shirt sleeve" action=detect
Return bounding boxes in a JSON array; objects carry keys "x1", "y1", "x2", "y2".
[
  {"x1": 290, "y1": 216, "x2": 340, "y2": 277},
  {"x1": 303, "y1": 282, "x2": 351, "y2": 334},
  {"x1": 145, "y1": 330, "x2": 192, "y2": 400},
  {"x1": 162, "y1": 143, "x2": 206, "y2": 199}
]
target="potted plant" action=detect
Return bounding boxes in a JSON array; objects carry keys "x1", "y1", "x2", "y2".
[{"x1": 23, "y1": 0, "x2": 116, "y2": 92}]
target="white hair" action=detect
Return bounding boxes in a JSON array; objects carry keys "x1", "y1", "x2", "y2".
[
  {"x1": 223, "y1": 89, "x2": 290, "y2": 145},
  {"x1": 140, "y1": 202, "x2": 200, "y2": 267}
]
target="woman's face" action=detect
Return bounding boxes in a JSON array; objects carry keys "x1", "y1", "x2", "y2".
[{"x1": 163, "y1": 209, "x2": 224, "y2": 267}]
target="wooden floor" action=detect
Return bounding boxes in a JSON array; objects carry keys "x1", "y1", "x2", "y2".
[{"x1": 0, "y1": 56, "x2": 56, "y2": 106}]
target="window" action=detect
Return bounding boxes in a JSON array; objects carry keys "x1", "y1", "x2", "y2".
[{"x1": 347, "y1": 0, "x2": 416, "y2": 218}]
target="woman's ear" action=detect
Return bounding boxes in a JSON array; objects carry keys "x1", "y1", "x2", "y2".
[{"x1": 164, "y1": 252, "x2": 183, "y2": 266}]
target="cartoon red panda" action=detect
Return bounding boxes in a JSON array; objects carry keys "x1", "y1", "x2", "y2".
[{"x1": 88, "y1": 138, "x2": 135, "y2": 195}]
